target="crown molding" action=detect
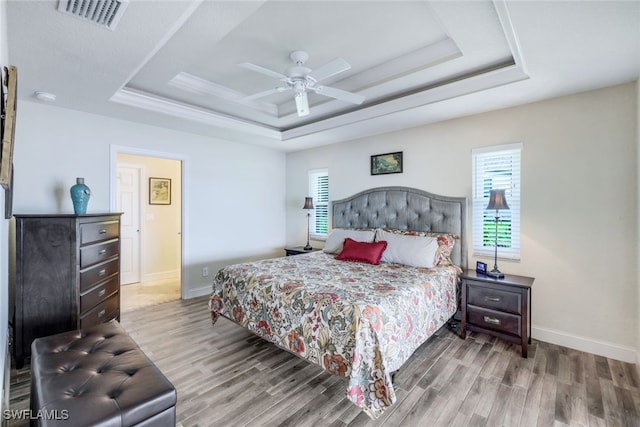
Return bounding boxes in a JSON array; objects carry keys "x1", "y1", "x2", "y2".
[
  {"x1": 169, "y1": 72, "x2": 279, "y2": 116},
  {"x1": 281, "y1": 61, "x2": 529, "y2": 141},
  {"x1": 109, "y1": 0, "x2": 528, "y2": 144},
  {"x1": 110, "y1": 87, "x2": 282, "y2": 139}
]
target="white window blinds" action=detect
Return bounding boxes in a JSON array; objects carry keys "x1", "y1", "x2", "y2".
[
  {"x1": 472, "y1": 143, "x2": 522, "y2": 260},
  {"x1": 308, "y1": 169, "x2": 329, "y2": 238}
]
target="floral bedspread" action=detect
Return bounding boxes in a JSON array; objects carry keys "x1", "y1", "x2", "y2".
[{"x1": 208, "y1": 251, "x2": 458, "y2": 418}]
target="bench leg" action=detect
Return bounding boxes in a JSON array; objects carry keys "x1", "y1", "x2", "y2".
[{"x1": 211, "y1": 311, "x2": 219, "y2": 326}]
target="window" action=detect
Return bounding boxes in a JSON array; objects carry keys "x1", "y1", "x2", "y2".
[
  {"x1": 308, "y1": 169, "x2": 329, "y2": 238},
  {"x1": 472, "y1": 143, "x2": 521, "y2": 260}
]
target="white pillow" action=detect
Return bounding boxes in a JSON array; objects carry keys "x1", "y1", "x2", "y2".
[
  {"x1": 376, "y1": 229, "x2": 438, "y2": 268},
  {"x1": 323, "y1": 229, "x2": 376, "y2": 254}
]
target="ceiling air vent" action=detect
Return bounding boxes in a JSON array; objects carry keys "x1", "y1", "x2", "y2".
[{"x1": 57, "y1": 0, "x2": 129, "y2": 30}]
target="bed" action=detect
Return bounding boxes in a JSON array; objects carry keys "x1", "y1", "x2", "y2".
[{"x1": 209, "y1": 186, "x2": 467, "y2": 418}]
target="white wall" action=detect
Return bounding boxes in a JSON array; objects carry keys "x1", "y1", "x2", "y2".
[
  {"x1": 13, "y1": 101, "x2": 287, "y2": 298},
  {"x1": 287, "y1": 82, "x2": 638, "y2": 362},
  {"x1": 118, "y1": 153, "x2": 181, "y2": 282},
  {"x1": 0, "y1": 0, "x2": 10, "y2": 414}
]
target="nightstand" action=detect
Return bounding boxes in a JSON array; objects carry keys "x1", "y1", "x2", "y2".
[
  {"x1": 284, "y1": 246, "x2": 320, "y2": 256},
  {"x1": 460, "y1": 269, "x2": 534, "y2": 358}
]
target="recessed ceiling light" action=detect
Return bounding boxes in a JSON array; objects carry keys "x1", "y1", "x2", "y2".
[{"x1": 34, "y1": 91, "x2": 56, "y2": 102}]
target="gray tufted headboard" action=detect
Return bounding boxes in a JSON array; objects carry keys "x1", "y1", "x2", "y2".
[{"x1": 332, "y1": 186, "x2": 467, "y2": 268}]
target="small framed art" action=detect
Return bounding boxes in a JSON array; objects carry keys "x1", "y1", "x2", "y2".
[
  {"x1": 371, "y1": 151, "x2": 403, "y2": 175},
  {"x1": 476, "y1": 261, "x2": 488, "y2": 275},
  {"x1": 149, "y1": 177, "x2": 171, "y2": 205}
]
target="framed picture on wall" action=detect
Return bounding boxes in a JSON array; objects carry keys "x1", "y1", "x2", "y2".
[
  {"x1": 371, "y1": 151, "x2": 403, "y2": 175},
  {"x1": 149, "y1": 177, "x2": 171, "y2": 205}
]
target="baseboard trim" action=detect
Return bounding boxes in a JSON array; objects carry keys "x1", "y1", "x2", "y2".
[
  {"x1": 533, "y1": 325, "x2": 636, "y2": 363},
  {"x1": 185, "y1": 286, "x2": 211, "y2": 300},
  {"x1": 142, "y1": 270, "x2": 180, "y2": 283},
  {"x1": 2, "y1": 332, "x2": 9, "y2": 420}
]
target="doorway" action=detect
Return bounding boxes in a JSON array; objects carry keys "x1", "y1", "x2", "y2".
[
  {"x1": 111, "y1": 148, "x2": 184, "y2": 311},
  {"x1": 117, "y1": 164, "x2": 142, "y2": 284}
]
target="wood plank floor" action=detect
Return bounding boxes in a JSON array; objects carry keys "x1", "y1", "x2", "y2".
[{"x1": 8, "y1": 296, "x2": 640, "y2": 426}]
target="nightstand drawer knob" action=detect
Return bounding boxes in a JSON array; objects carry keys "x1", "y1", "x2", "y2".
[
  {"x1": 485, "y1": 296, "x2": 501, "y2": 302},
  {"x1": 483, "y1": 316, "x2": 501, "y2": 325},
  {"x1": 98, "y1": 309, "x2": 106, "y2": 318}
]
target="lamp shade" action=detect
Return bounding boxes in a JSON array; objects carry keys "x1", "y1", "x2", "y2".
[
  {"x1": 303, "y1": 197, "x2": 314, "y2": 210},
  {"x1": 486, "y1": 189, "x2": 510, "y2": 210}
]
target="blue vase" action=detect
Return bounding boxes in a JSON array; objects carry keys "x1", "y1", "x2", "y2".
[{"x1": 70, "y1": 177, "x2": 91, "y2": 215}]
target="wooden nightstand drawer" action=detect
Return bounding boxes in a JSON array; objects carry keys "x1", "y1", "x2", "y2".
[
  {"x1": 467, "y1": 282, "x2": 522, "y2": 314},
  {"x1": 467, "y1": 306, "x2": 521, "y2": 336},
  {"x1": 460, "y1": 270, "x2": 534, "y2": 358}
]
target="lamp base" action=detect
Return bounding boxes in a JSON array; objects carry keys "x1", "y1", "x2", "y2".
[
  {"x1": 486, "y1": 269, "x2": 505, "y2": 279},
  {"x1": 303, "y1": 244, "x2": 313, "y2": 251}
]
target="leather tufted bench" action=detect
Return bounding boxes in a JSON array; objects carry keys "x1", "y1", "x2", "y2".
[{"x1": 30, "y1": 320, "x2": 176, "y2": 427}]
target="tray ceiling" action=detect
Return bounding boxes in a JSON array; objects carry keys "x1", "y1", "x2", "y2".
[{"x1": 6, "y1": 1, "x2": 640, "y2": 151}]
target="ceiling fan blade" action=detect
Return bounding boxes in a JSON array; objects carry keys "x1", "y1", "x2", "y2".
[
  {"x1": 238, "y1": 62, "x2": 288, "y2": 80},
  {"x1": 242, "y1": 86, "x2": 289, "y2": 101},
  {"x1": 307, "y1": 58, "x2": 351, "y2": 82},
  {"x1": 313, "y1": 85, "x2": 365, "y2": 105}
]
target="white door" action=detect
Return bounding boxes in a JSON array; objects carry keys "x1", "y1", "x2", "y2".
[{"x1": 117, "y1": 166, "x2": 141, "y2": 284}]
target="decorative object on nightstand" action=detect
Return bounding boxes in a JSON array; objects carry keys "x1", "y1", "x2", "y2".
[
  {"x1": 476, "y1": 261, "x2": 487, "y2": 275},
  {"x1": 460, "y1": 269, "x2": 534, "y2": 357},
  {"x1": 303, "y1": 196, "x2": 314, "y2": 250},
  {"x1": 486, "y1": 188, "x2": 509, "y2": 278}
]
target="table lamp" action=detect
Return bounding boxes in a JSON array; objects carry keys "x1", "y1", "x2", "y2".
[
  {"x1": 303, "y1": 197, "x2": 314, "y2": 250},
  {"x1": 486, "y1": 189, "x2": 509, "y2": 278}
]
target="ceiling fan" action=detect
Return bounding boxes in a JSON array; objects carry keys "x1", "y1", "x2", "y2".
[{"x1": 239, "y1": 51, "x2": 365, "y2": 117}]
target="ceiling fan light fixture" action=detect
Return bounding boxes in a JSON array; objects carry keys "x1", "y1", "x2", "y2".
[
  {"x1": 295, "y1": 91, "x2": 309, "y2": 117},
  {"x1": 239, "y1": 50, "x2": 365, "y2": 118}
]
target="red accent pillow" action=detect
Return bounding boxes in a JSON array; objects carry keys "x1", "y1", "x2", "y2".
[{"x1": 336, "y1": 238, "x2": 388, "y2": 265}]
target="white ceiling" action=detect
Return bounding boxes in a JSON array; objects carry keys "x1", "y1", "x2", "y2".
[{"x1": 6, "y1": 0, "x2": 640, "y2": 152}]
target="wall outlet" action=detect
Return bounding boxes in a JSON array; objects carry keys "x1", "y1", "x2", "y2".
[{"x1": 202, "y1": 267, "x2": 209, "y2": 277}]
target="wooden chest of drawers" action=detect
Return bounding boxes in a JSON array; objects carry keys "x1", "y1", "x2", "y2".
[
  {"x1": 11, "y1": 213, "x2": 122, "y2": 368},
  {"x1": 460, "y1": 270, "x2": 534, "y2": 357}
]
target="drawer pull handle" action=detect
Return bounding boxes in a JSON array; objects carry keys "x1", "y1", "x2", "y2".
[
  {"x1": 99, "y1": 229, "x2": 107, "y2": 234},
  {"x1": 98, "y1": 249, "x2": 107, "y2": 255},
  {"x1": 485, "y1": 296, "x2": 501, "y2": 302},
  {"x1": 98, "y1": 289, "x2": 106, "y2": 297},
  {"x1": 98, "y1": 309, "x2": 106, "y2": 318},
  {"x1": 483, "y1": 316, "x2": 501, "y2": 325},
  {"x1": 98, "y1": 269, "x2": 107, "y2": 277}
]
